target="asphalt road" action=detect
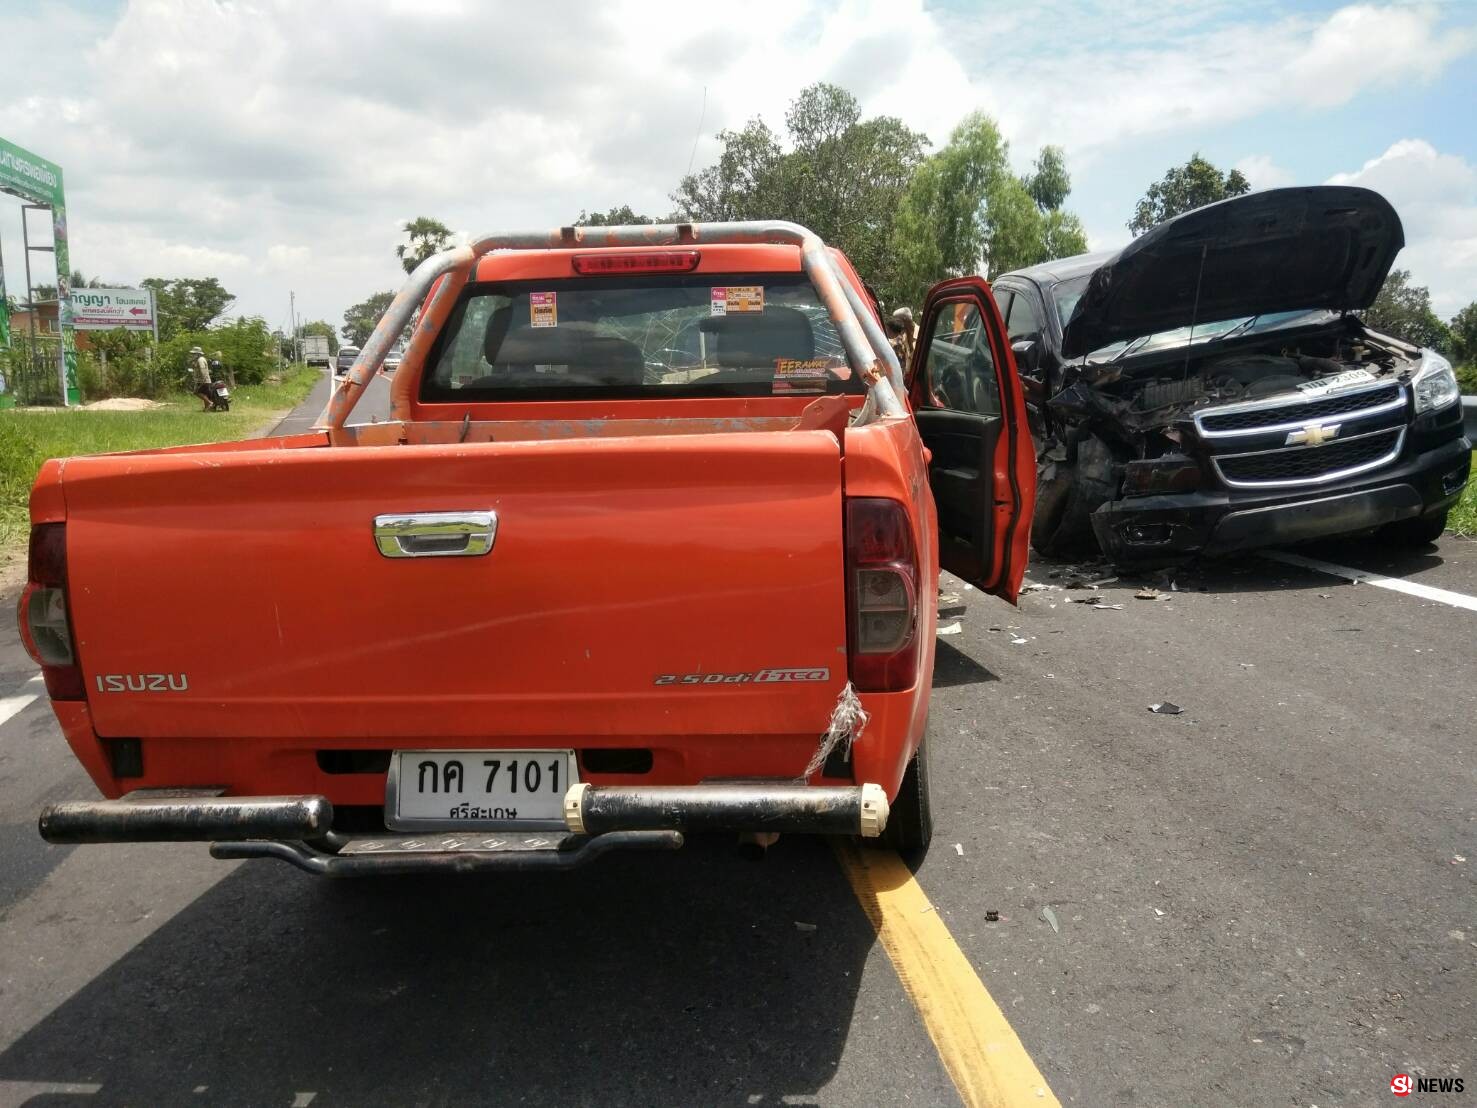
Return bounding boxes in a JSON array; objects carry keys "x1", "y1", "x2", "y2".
[
  {"x1": 270, "y1": 367, "x2": 392, "y2": 435},
  {"x1": 0, "y1": 385, "x2": 1471, "y2": 1105}
]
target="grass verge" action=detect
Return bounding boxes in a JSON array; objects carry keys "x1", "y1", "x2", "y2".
[
  {"x1": 1450, "y1": 452, "x2": 1477, "y2": 537},
  {"x1": 1, "y1": 367, "x2": 319, "y2": 560}
]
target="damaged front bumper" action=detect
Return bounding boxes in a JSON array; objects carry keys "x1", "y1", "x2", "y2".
[
  {"x1": 1091, "y1": 433, "x2": 1471, "y2": 564},
  {"x1": 38, "y1": 782, "x2": 888, "y2": 875}
]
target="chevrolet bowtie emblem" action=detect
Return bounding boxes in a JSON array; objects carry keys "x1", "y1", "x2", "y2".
[{"x1": 1286, "y1": 422, "x2": 1341, "y2": 447}]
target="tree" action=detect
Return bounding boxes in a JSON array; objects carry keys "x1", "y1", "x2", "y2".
[
  {"x1": 301, "y1": 319, "x2": 339, "y2": 355},
  {"x1": 141, "y1": 277, "x2": 235, "y2": 341},
  {"x1": 1024, "y1": 145, "x2": 1071, "y2": 212},
  {"x1": 1129, "y1": 154, "x2": 1250, "y2": 236},
  {"x1": 672, "y1": 118, "x2": 787, "y2": 222},
  {"x1": 575, "y1": 206, "x2": 656, "y2": 226},
  {"x1": 396, "y1": 217, "x2": 454, "y2": 274},
  {"x1": 889, "y1": 114, "x2": 1088, "y2": 305},
  {"x1": 342, "y1": 291, "x2": 396, "y2": 347},
  {"x1": 1361, "y1": 270, "x2": 1450, "y2": 352},
  {"x1": 1448, "y1": 301, "x2": 1477, "y2": 367},
  {"x1": 671, "y1": 83, "x2": 929, "y2": 301}
]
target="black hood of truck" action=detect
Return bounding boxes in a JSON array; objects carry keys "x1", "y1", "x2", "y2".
[{"x1": 1060, "y1": 186, "x2": 1403, "y2": 359}]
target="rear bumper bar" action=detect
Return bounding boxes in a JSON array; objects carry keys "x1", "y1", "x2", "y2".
[
  {"x1": 38, "y1": 782, "x2": 887, "y2": 875},
  {"x1": 39, "y1": 791, "x2": 332, "y2": 844}
]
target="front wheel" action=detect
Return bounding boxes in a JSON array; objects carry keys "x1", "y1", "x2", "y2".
[
  {"x1": 1380, "y1": 510, "x2": 1447, "y2": 547},
  {"x1": 877, "y1": 731, "x2": 933, "y2": 855}
]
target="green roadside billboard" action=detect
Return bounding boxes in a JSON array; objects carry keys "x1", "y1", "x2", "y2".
[{"x1": 0, "y1": 135, "x2": 78, "y2": 404}]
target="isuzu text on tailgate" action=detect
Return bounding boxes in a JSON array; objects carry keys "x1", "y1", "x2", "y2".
[{"x1": 21, "y1": 220, "x2": 1036, "y2": 874}]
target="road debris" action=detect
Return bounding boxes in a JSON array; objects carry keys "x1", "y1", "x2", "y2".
[
  {"x1": 1148, "y1": 702, "x2": 1184, "y2": 715},
  {"x1": 985, "y1": 909, "x2": 1000, "y2": 922},
  {"x1": 937, "y1": 621, "x2": 962, "y2": 635},
  {"x1": 1010, "y1": 635, "x2": 1030, "y2": 645},
  {"x1": 794, "y1": 921, "x2": 817, "y2": 933},
  {"x1": 1041, "y1": 906, "x2": 1060, "y2": 934},
  {"x1": 1021, "y1": 581, "x2": 1053, "y2": 593},
  {"x1": 954, "y1": 843, "x2": 964, "y2": 856},
  {"x1": 1091, "y1": 603, "x2": 1124, "y2": 611},
  {"x1": 1134, "y1": 589, "x2": 1170, "y2": 601}
]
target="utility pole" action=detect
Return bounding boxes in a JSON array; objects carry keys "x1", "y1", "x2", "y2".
[{"x1": 289, "y1": 290, "x2": 299, "y2": 364}]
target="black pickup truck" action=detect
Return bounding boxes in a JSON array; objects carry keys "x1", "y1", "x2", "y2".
[{"x1": 992, "y1": 186, "x2": 1470, "y2": 566}]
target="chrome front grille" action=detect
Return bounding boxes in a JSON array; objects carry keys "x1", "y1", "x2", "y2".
[
  {"x1": 1198, "y1": 382, "x2": 1402, "y2": 434},
  {"x1": 1194, "y1": 381, "x2": 1408, "y2": 489},
  {"x1": 1213, "y1": 428, "x2": 1405, "y2": 488}
]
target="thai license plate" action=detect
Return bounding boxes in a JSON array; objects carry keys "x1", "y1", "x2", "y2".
[
  {"x1": 1297, "y1": 368, "x2": 1375, "y2": 395},
  {"x1": 386, "y1": 749, "x2": 577, "y2": 830}
]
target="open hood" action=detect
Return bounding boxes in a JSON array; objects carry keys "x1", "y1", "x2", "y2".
[{"x1": 1060, "y1": 186, "x2": 1403, "y2": 359}]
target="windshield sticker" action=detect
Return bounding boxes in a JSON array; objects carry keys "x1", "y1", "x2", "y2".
[
  {"x1": 530, "y1": 291, "x2": 557, "y2": 328},
  {"x1": 773, "y1": 356, "x2": 838, "y2": 395},
  {"x1": 711, "y1": 286, "x2": 764, "y2": 316}
]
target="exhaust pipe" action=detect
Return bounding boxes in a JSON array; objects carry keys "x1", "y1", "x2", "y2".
[
  {"x1": 563, "y1": 783, "x2": 889, "y2": 838},
  {"x1": 40, "y1": 792, "x2": 333, "y2": 844}
]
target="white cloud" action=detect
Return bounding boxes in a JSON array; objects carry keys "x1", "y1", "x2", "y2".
[
  {"x1": 1327, "y1": 139, "x2": 1477, "y2": 315},
  {"x1": 1234, "y1": 154, "x2": 1295, "y2": 191},
  {"x1": 0, "y1": 0, "x2": 1472, "y2": 329}
]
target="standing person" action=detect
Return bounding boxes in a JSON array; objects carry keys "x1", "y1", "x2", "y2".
[
  {"x1": 889, "y1": 306, "x2": 917, "y2": 366},
  {"x1": 189, "y1": 346, "x2": 213, "y2": 411}
]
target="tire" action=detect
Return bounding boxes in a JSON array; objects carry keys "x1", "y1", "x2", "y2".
[
  {"x1": 1380, "y1": 510, "x2": 1447, "y2": 547},
  {"x1": 878, "y1": 730, "x2": 933, "y2": 855},
  {"x1": 1031, "y1": 439, "x2": 1116, "y2": 558}
]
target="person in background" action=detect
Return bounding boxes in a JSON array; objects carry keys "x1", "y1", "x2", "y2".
[
  {"x1": 210, "y1": 350, "x2": 229, "y2": 389},
  {"x1": 189, "y1": 346, "x2": 213, "y2": 411},
  {"x1": 888, "y1": 306, "x2": 917, "y2": 367}
]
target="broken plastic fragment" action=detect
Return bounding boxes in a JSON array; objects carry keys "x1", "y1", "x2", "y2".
[
  {"x1": 953, "y1": 843, "x2": 964, "y2": 856},
  {"x1": 1041, "y1": 906, "x2": 1060, "y2": 933},
  {"x1": 937, "y1": 621, "x2": 962, "y2": 636},
  {"x1": 1010, "y1": 635, "x2": 1029, "y2": 645},
  {"x1": 799, "y1": 682, "x2": 869, "y2": 781},
  {"x1": 1148, "y1": 702, "x2": 1184, "y2": 715},
  {"x1": 794, "y1": 921, "x2": 817, "y2": 933},
  {"x1": 1091, "y1": 603, "x2": 1124, "y2": 611}
]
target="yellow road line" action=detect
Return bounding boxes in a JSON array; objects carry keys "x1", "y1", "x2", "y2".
[{"x1": 835, "y1": 841, "x2": 1061, "y2": 1108}]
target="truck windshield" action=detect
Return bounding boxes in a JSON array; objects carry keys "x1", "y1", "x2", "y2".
[{"x1": 422, "y1": 274, "x2": 859, "y2": 401}]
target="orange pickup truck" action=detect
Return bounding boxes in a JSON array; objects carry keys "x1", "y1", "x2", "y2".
[{"x1": 22, "y1": 221, "x2": 1035, "y2": 873}]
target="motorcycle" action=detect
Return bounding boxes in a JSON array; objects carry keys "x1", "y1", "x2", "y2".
[{"x1": 199, "y1": 379, "x2": 231, "y2": 412}]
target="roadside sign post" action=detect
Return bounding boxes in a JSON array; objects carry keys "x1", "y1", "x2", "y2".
[
  {"x1": 0, "y1": 135, "x2": 77, "y2": 405},
  {"x1": 71, "y1": 287, "x2": 158, "y2": 333}
]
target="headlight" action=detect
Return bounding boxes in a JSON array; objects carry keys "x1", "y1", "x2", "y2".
[{"x1": 1412, "y1": 349, "x2": 1460, "y2": 414}]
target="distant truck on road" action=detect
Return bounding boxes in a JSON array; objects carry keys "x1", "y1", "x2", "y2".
[{"x1": 301, "y1": 333, "x2": 332, "y2": 367}]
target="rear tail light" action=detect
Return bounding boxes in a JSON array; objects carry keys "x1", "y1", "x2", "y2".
[
  {"x1": 570, "y1": 251, "x2": 701, "y2": 275},
  {"x1": 18, "y1": 523, "x2": 84, "y2": 701},
  {"x1": 846, "y1": 498, "x2": 920, "y2": 692}
]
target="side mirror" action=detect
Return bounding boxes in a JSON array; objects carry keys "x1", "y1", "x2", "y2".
[{"x1": 1011, "y1": 338, "x2": 1042, "y2": 374}]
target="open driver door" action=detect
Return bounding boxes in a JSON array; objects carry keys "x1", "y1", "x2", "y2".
[{"x1": 907, "y1": 276, "x2": 1036, "y2": 603}]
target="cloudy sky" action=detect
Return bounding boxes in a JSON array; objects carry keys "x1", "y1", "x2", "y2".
[{"x1": 2, "y1": 0, "x2": 1475, "y2": 335}]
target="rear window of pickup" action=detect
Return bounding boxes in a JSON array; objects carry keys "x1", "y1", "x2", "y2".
[{"x1": 421, "y1": 273, "x2": 862, "y2": 402}]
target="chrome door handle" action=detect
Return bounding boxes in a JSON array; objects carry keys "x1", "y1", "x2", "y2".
[{"x1": 373, "y1": 511, "x2": 497, "y2": 558}]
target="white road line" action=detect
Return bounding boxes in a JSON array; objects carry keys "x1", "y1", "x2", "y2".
[
  {"x1": 0, "y1": 675, "x2": 43, "y2": 728},
  {"x1": 1263, "y1": 550, "x2": 1477, "y2": 613}
]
